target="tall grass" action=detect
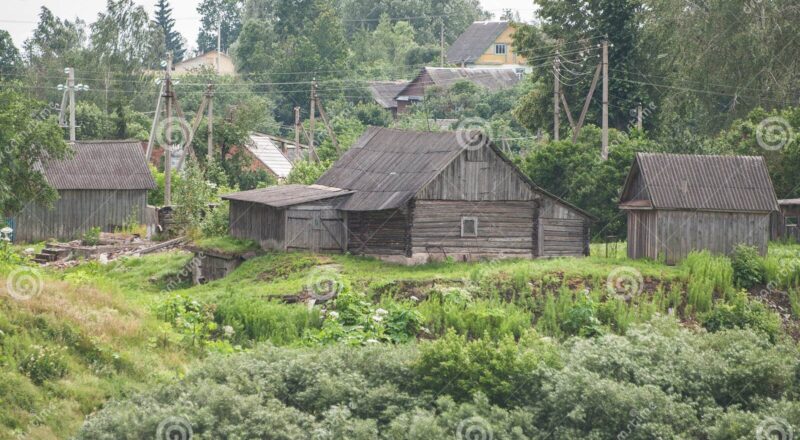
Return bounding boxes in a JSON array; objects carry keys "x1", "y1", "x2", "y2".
[
  {"x1": 215, "y1": 294, "x2": 323, "y2": 345},
  {"x1": 417, "y1": 290, "x2": 532, "y2": 339},
  {"x1": 682, "y1": 251, "x2": 734, "y2": 314}
]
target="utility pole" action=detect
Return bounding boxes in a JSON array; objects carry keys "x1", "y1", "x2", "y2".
[
  {"x1": 440, "y1": 21, "x2": 445, "y2": 67},
  {"x1": 315, "y1": 94, "x2": 340, "y2": 155},
  {"x1": 164, "y1": 52, "x2": 173, "y2": 207},
  {"x1": 601, "y1": 39, "x2": 609, "y2": 160},
  {"x1": 309, "y1": 79, "x2": 317, "y2": 162},
  {"x1": 206, "y1": 84, "x2": 214, "y2": 161},
  {"x1": 67, "y1": 67, "x2": 76, "y2": 142},
  {"x1": 293, "y1": 106, "x2": 301, "y2": 157},
  {"x1": 553, "y1": 52, "x2": 560, "y2": 141},
  {"x1": 636, "y1": 103, "x2": 643, "y2": 130}
]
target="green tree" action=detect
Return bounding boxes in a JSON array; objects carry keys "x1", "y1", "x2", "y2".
[
  {"x1": 0, "y1": 87, "x2": 72, "y2": 216},
  {"x1": 154, "y1": 0, "x2": 186, "y2": 61},
  {"x1": 0, "y1": 30, "x2": 22, "y2": 81},
  {"x1": 196, "y1": 0, "x2": 243, "y2": 53}
]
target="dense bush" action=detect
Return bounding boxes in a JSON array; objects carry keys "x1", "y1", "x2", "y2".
[
  {"x1": 700, "y1": 291, "x2": 782, "y2": 341},
  {"x1": 731, "y1": 244, "x2": 767, "y2": 289},
  {"x1": 76, "y1": 318, "x2": 800, "y2": 439}
]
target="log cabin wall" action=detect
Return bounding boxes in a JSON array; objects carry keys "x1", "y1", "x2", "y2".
[
  {"x1": 537, "y1": 197, "x2": 590, "y2": 257},
  {"x1": 228, "y1": 200, "x2": 285, "y2": 250},
  {"x1": 13, "y1": 189, "x2": 149, "y2": 242}
]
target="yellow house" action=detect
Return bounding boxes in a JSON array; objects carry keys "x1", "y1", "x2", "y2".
[{"x1": 446, "y1": 21, "x2": 526, "y2": 68}]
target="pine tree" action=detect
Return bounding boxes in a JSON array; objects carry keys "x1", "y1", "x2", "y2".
[{"x1": 154, "y1": 0, "x2": 185, "y2": 61}]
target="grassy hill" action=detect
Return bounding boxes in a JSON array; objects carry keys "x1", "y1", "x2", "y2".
[{"x1": 1, "y1": 239, "x2": 799, "y2": 438}]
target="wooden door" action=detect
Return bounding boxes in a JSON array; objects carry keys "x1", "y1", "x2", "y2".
[{"x1": 285, "y1": 208, "x2": 347, "y2": 252}]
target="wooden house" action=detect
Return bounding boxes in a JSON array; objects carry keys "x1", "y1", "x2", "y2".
[
  {"x1": 619, "y1": 153, "x2": 778, "y2": 264},
  {"x1": 223, "y1": 127, "x2": 593, "y2": 263},
  {"x1": 771, "y1": 198, "x2": 800, "y2": 242},
  {"x1": 367, "y1": 81, "x2": 409, "y2": 118},
  {"x1": 446, "y1": 21, "x2": 527, "y2": 68},
  {"x1": 11, "y1": 140, "x2": 156, "y2": 242},
  {"x1": 394, "y1": 67, "x2": 521, "y2": 114}
]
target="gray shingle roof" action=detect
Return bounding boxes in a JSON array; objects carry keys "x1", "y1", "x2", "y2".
[
  {"x1": 222, "y1": 184, "x2": 352, "y2": 207},
  {"x1": 316, "y1": 127, "x2": 465, "y2": 211},
  {"x1": 625, "y1": 153, "x2": 778, "y2": 212},
  {"x1": 367, "y1": 81, "x2": 408, "y2": 109},
  {"x1": 397, "y1": 68, "x2": 521, "y2": 99},
  {"x1": 41, "y1": 140, "x2": 156, "y2": 190},
  {"x1": 446, "y1": 21, "x2": 510, "y2": 64}
]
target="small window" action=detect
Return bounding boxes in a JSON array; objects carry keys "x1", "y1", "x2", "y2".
[
  {"x1": 461, "y1": 217, "x2": 478, "y2": 237},
  {"x1": 495, "y1": 44, "x2": 507, "y2": 55},
  {"x1": 787, "y1": 216, "x2": 799, "y2": 227}
]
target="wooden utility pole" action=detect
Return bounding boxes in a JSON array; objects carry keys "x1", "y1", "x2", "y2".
[
  {"x1": 315, "y1": 95, "x2": 340, "y2": 155},
  {"x1": 601, "y1": 39, "x2": 609, "y2": 160},
  {"x1": 293, "y1": 106, "x2": 300, "y2": 157},
  {"x1": 553, "y1": 52, "x2": 560, "y2": 141},
  {"x1": 309, "y1": 80, "x2": 317, "y2": 162},
  {"x1": 216, "y1": 19, "x2": 222, "y2": 74},
  {"x1": 207, "y1": 84, "x2": 214, "y2": 161},
  {"x1": 164, "y1": 52, "x2": 173, "y2": 207},
  {"x1": 145, "y1": 81, "x2": 165, "y2": 161},
  {"x1": 572, "y1": 63, "x2": 601, "y2": 143},
  {"x1": 67, "y1": 67, "x2": 76, "y2": 141},
  {"x1": 636, "y1": 103, "x2": 643, "y2": 130}
]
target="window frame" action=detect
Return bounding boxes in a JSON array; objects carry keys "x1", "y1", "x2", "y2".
[
  {"x1": 787, "y1": 216, "x2": 799, "y2": 227},
  {"x1": 494, "y1": 44, "x2": 507, "y2": 55},
  {"x1": 461, "y1": 216, "x2": 478, "y2": 237}
]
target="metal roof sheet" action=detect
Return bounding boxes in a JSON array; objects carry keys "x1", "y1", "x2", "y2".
[
  {"x1": 247, "y1": 133, "x2": 294, "y2": 178},
  {"x1": 221, "y1": 184, "x2": 352, "y2": 207}
]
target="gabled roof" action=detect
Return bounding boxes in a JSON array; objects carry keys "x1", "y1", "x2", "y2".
[
  {"x1": 222, "y1": 184, "x2": 352, "y2": 208},
  {"x1": 447, "y1": 21, "x2": 510, "y2": 64},
  {"x1": 620, "y1": 153, "x2": 778, "y2": 212},
  {"x1": 396, "y1": 67, "x2": 521, "y2": 99},
  {"x1": 40, "y1": 140, "x2": 156, "y2": 190},
  {"x1": 246, "y1": 133, "x2": 294, "y2": 178},
  {"x1": 316, "y1": 127, "x2": 594, "y2": 219},
  {"x1": 367, "y1": 81, "x2": 408, "y2": 109}
]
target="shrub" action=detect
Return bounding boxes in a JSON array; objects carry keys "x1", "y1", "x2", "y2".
[
  {"x1": 18, "y1": 345, "x2": 68, "y2": 385},
  {"x1": 700, "y1": 291, "x2": 781, "y2": 342},
  {"x1": 731, "y1": 244, "x2": 766, "y2": 289},
  {"x1": 81, "y1": 226, "x2": 101, "y2": 246}
]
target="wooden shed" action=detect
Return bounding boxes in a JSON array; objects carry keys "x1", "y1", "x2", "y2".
[
  {"x1": 771, "y1": 199, "x2": 800, "y2": 243},
  {"x1": 225, "y1": 127, "x2": 594, "y2": 263},
  {"x1": 223, "y1": 184, "x2": 353, "y2": 252},
  {"x1": 619, "y1": 153, "x2": 778, "y2": 264},
  {"x1": 11, "y1": 140, "x2": 156, "y2": 243}
]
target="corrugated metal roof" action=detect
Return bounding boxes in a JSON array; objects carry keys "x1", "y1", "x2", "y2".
[
  {"x1": 367, "y1": 81, "x2": 408, "y2": 109},
  {"x1": 446, "y1": 21, "x2": 510, "y2": 64},
  {"x1": 247, "y1": 133, "x2": 294, "y2": 178},
  {"x1": 221, "y1": 184, "x2": 352, "y2": 207},
  {"x1": 631, "y1": 153, "x2": 778, "y2": 212},
  {"x1": 397, "y1": 67, "x2": 521, "y2": 99},
  {"x1": 779, "y1": 198, "x2": 800, "y2": 205},
  {"x1": 40, "y1": 140, "x2": 156, "y2": 190},
  {"x1": 316, "y1": 128, "x2": 466, "y2": 211}
]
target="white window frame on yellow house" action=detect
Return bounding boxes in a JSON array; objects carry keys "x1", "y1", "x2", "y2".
[{"x1": 494, "y1": 44, "x2": 507, "y2": 55}]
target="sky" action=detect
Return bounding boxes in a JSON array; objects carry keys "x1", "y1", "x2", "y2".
[{"x1": 2, "y1": 0, "x2": 537, "y2": 51}]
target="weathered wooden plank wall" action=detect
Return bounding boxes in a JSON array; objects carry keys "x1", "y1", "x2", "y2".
[
  {"x1": 13, "y1": 189, "x2": 148, "y2": 242},
  {"x1": 655, "y1": 210, "x2": 770, "y2": 264},
  {"x1": 228, "y1": 200, "x2": 285, "y2": 249},
  {"x1": 538, "y1": 197, "x2": 589, "y2": 257},
  {"x1": 771, "y1": 205, "x2": 800, "y2": 242},
  {"x1": 347, "y1": 207, "x2": 410, "y2": 256},
  {"x1": 286, "y1": 205, "x2": 347, "y2": 252},
  {"x1": 627, "y1": 210, "x2": 658, "y2": 259}
]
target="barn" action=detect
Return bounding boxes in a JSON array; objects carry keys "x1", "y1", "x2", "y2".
[
  {"x1": 11, "y1": 140, "x2": 157, "y2": 243},
  {"x1": 771, "y1": 198, "x2": 800, "y2": 243},
  {"x1": 223, "y1": 127, "x2": 593, "y2": 263},
  {"x1": 619, "y1": 153, "x2": 778, "y2": 264}
]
